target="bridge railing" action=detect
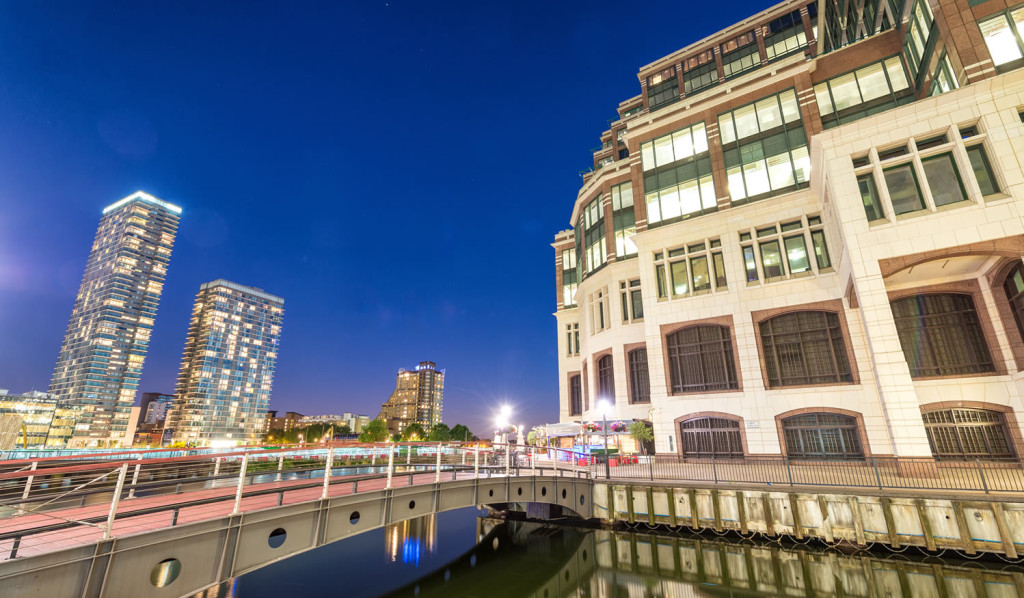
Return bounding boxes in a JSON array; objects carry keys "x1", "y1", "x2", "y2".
[
  {"x1": 594, "y1": 453, "x2": 1024, "y2": 495},
  {"x1": 0, "y1": 442, "x2": 588, "y2": 561}
]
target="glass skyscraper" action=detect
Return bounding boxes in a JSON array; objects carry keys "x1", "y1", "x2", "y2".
[
  {"x1": 48, "y1": 191, "x2": 181, "y2": 447},
  {"x1": 166, "y1": 279, "x2": 284, "y2": 446}
]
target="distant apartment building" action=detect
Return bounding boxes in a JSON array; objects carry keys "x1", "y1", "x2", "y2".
[
  {"x1": 165, "y1": 280, "x2": 284, "y2": 446},
  {"x1": 268, "y1": 411, "x2": 303, "y2": 432},
  {"x1": 139, "y1": 392, "x2": 174, "y2": 424},
  {"x1": 378, "y1": 361, "x2": 444, "y2": 434},
  {"x1": 297, "y1": 412, "x2": 371, "y2": 433},
  {"x1": 554, "y1": 0, "x2": 1024, "y2": 462},
  {"x1": 48, "y1": 191, "x2": 181, "y2": 448}
]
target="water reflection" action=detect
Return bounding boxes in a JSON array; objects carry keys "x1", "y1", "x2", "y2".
[{"x1": 385, "y1": 513, "x2": 437, "y2": 566}]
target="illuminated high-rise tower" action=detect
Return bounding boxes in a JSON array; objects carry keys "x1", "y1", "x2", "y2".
[
  {"x1": 49, "y1": 191, "x2": 181, "y2": 448},
  {"x1": 166, "y1": 280, "x2": 284, "y2": 446},
  {"x1": 378, "y1": 361, "x2": 444, "y2": 434}
]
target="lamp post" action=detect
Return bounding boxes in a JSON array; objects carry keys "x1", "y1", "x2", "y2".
[
  {"x1": 495, "y1": 404, "x2": 513, "y2": 471},
  {"x1": 599, "y1": 400, "x2": 611, "y2": 479}
]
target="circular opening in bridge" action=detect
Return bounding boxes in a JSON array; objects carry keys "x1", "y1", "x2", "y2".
[
  {"x1": 409, "y1": 500, "x2": 416, "y2": 510},
  {"x1": 580, "y1": 495, "x2": 585, "y2": 506},
  {"x1": 564, "y1": 570, "x2": 570, "y2": 581},
  {"x1": 541, "y1": 487, "x2": 547, "y2": 497},
  {"x1": 582, "y1": 549, "x2": 588, "y2": 562},
  {"x1": 517, "y1": 487, "x2": 523, "y2": 496},
  {"x1": 470, "y1": 554, "x2": 477, "y2": 567},
  {"x1": 350, "y1": 511, "x2": 360, "y2": 525},
  {"x1": 268, "y1": 528, "x2": 286, "y2": 549},
  {"x1": 488, "y1": 489, "x2": 494, "y2": 498},
  {"x1": 444, "y1": 569, "x2": 451, "y2": 581},
  {"x1": 561, "y1": 489, "x2": 567, "y2": 500},
  {"x1": 150, "y1": 558, "x2": 181, "y2": 588}
]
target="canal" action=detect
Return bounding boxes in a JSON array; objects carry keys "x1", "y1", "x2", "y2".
[{"x1": 193, "y1": 507, "x2": 1024, "y2": 597}]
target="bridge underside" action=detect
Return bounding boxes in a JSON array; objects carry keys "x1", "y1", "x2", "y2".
[{"x1": 0, "y1": 475, "x2": 593, "y2": 598}]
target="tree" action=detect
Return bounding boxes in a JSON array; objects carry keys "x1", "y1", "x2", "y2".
[
  {"x1": 629, "y1": 420, "x2": 654, "y2": 455},
  {"x1": 526, "y1": 431, "x2": 537, "y2": 446},
  {"x1": 337, "y1": 424, "x2": 353, "y2": 437},
  {"x1": 401, "y1": 423, "x2": 425, "y2": 441},
  {"x1": 427, "y1": 423, "x2": 451, "y2": 441},
  {"x1": 358, "y1": 419, "x2": 389, "y2": 443},
  {"x1": 391, "y1": 433, "x2": 402, "y2": 442},
  {"x1": 450, "y1": 423, "x2": 474, "y2": 442}
]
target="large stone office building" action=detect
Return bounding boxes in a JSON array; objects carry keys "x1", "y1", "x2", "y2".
[
  {"x1": 378, "y1": 361, "x2": 445, "y2": 434},
  {"x1": 554, "y1": 0, "x2": 1024, "y2": 461}
]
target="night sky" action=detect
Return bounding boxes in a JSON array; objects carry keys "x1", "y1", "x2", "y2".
[{"x1": 0, "y1": 1, "x2": 765, "y2": 436}]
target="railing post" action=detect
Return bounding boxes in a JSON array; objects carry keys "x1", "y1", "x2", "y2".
[
  {"x1": 474, "y1": 448, "x2": 480, "y2": 479},
  {"x1": 505, "y1": 443, "x2": 511, "y2": 477},
  {"x1": 214, "y1": 456, "x2": 222, "y2": 477},
  {"x1": 386, "y1": 444, "x2": 395, "y2": 489},
  {"x1": 977, "y1": 460, "x2": 990, "y2": 494},
  {"x1": 406, "y1": 444, "x2": 412, "y2": 465},
  {"x1": 21, "y1": 462, "x2": 37, "y2": 501},
  {"x1": 128, "y1": 457, "x2": 143, "y2": 499},
  {"x1": 785, "y1": 456, "x2": 794, "y2": 487},
  {"x1": 104, "y1": 463, "x2": 130, "y2": 539},
  {"x1": 712, "y1": 456, "x2": 718, "y2": 484},
  {"x1": 553, "y1": 447, "x2": 559, "y2": 477},
  {"x1": 321, "y1": 446, "x2": 335, "y2": 499},
  {"x1": 649, "y1": 453, "x2": 654, "y2": 481},
  {"x1": 461, "y1": 445, "x2": 466, "y2": 466},
  {"x1": 435, "y1": 442, "x2": 443, "y2": 483},
  {"x1": 372, "y1": 447, "x2": 377, "y2": 465},
  {"x1": 872, "y1": 458, "x2": 883, "y2": 490},
  {"x1": 532, "y1": 447, "x2": 537, "y2": 476},
  {"x1": 232, "y1": 454, "x2": 249, "y2": 515}
]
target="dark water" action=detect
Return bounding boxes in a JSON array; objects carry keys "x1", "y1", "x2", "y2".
[{"x1": 196, "y1": 507, "x2": 1024, "y2": 597}]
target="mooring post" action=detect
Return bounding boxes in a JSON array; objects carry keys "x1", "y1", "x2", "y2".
[
  {"x1": 103, "y1": 463, "x2": 130, "y2": 539},
  {"x1": 21, "y1": 462, "x2": 37, "y2": 501},
  {"x1": 232, "y1": 454, "x2": 249, "y2": 515},
  {"x1": 386, "y1": 443, "x2": 395, "y2": 489},
  {"x1": 321, "y1": 446, "x2": 335, "y2": 499}
]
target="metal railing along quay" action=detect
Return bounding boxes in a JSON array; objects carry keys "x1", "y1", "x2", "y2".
[
  {"x1": 0, "y1": 443, "x2": 587, "y2": 561},
  {"x1": 595, "y1": 453, "x2": 1024, "y2": 494}
]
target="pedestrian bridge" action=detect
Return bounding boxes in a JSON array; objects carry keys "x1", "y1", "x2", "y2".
[{"x1": 0, "y1": 443, "x2": 592, "y2": 598}]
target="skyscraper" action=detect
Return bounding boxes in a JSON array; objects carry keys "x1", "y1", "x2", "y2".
[
  {"x1": 49, "y1": 191, "x2": 180, "y2": 447},
  {"x1": 378, "y1": 361, "x2": 444, "y2": 434},
  {"x1": 166, "y1": 280, "x2": 284, "y2": 446}
]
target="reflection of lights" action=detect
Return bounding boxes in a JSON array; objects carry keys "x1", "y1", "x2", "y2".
[{"x1": 402, "y1": 538, "x2": 422, "y2": 566}]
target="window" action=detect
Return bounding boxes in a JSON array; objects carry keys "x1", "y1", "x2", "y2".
[
  {"x1": 961, "y1": 126, "x2": 1000, "y2": 197},
  {"x1": 620, "y1": 280, "x2": 643, "y2": 322},
  {"x1": 683, "y1": 50, "x2": 718, "y2": 95},
  {"x1": 666, "y1": 325, "x2": 739, "y2": 393},
  {"x1": 920, "y1": 153, "x2": 966, "y2": 207},
  {"x1": 611, "y1": 182, "x2": 636, "y2": 258},
  {"x1": 902, "y1": 0, "x2": 934, "y2": 80},
  {"x1": 719, "y1": 90, "x2": 808, "y2": 204},
  {"x1": 580, "y1": 196, "x2": 606, "y2": 276},
  {"x1": 653, "y1": 239, "x2": 726, "y2": 300},
  {"x1": 721, "y1": 31, "x2": 760, "y2": 78},
  {"x1": 814, "y1": 57, "x2": 912, "y2": 129},
  {"x1": 628, "y1": 348, "x2": 650, "y2": 404},
  {"x1": 641, "y1": 122, "x2": 715, "y2": 226},
  {"x1": 923, "y1": 408, "x2": 1015, "y2": 459},
  {"x1": 929, "y1": 53, "x2": 959, "y2": 96},
  {"x1": 858, "y1": 174, "x2": 885, "y2": 221},
  {"x1": 759, "y1": 311, "x2": 853, "y2": 387},
  {"x1": 739, "y1": 217, "x2": 831, "y2": 283},
  {"x1": 979, "y1": 7, "x2": 1024, "y2": 73},
  {"x1": 569, "y1": 375, "x2": 582, "y2": 417},
  {"x1": 561, "y1": 249, "x2": 578, "y2": 308},
  {"x1": 590, "y1": 288, "x2": 610, "y2": 333},
  {"x1": 891, "y1": 294, "x2": 995, "y2": 378},
  {"x1": 763, "y1": 9, "x2": 807, "y2": 61},
  {"x1": 883, "y1": 163, "x2": 925, "y2": 215},
  {"x1": 680, "y1": 417, "x2": 743, "y2": 458},
  {"x1": 782, "y1": 413, "x2": 864, "y2": 459},
  {"x1": 647, "y1": 66, "x2": 680, "y2": 110},
  {"x1": 597, "y1": 355, "x2": 615, "y2": 402},
  {"x1": 1003, "y1": 263, "x2": 1024, "y2": 341},
  {"x1": 565, "y1": 323, "x2": 580, "y2": 356}
]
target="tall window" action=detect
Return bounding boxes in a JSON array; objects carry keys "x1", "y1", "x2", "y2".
[
  {"x1": 813, "y1": 56, "x2": 912, "y2": 129},
  {"x1": 891, "y1": 294, "x2": 995, "y2": 378},
  {"x1": 666, "y1": 325, "x2": 739, "y2": 393},
  {"x1": 1004, "y1": 262, "x2": 1024, "y2": 341},
  {"x1": 902, "y1": 0, "x2": 934, "y2": 81},
  {"x1": 782, "y1": 413, "x2": 864, "y2": 459},
  {"x1": 653, "y1": 239, "x2": 726, "y2": 300},
  {"x1": 961, "y1": 126, "x2": 1000, "y2": 197},
  {"x1": 979, "y1": 7, "x2": 1024, "y2": 73},
  {"x1": 647, "y1": 66, "x2": 680, "y2": 110},
  {"x1": 641, "y1": 122, "x2": 715, "y2": 226},
  {"x1": 759, "y1": 311, "x2": 853, "y2": 387},
  {"x1": 683, "y1": 50, "x2": 718, "y2": 95},
  {"x1": 680, "y1": 417, "x2": 743, "y2": 458},
  {"x1": 719, "y1": 89, "x2": 809, "y2": 204},
  {"x1": 611, "y1": 182, "x2": 636, "y2": 258},
  {"x1": 581, "y1": 196, "x2": 605, "y2": 276},
  {"x1": 565, "y1": 323, "x2": 579, "y2": 356},
  {"x1": 561, "y1": 249, "x2": 578, "y2": 308},
  {"x1": 597, "y1": 355, "x2": 615, "y2": 402},
  {"x1": 923, "y1": 408, "x2": 1015, "y2": 459},
  {"x1": 929, "y1": 53, "x2": 959, "y2": 97},
  {"x1": 620, "y1": 279, "x2": 643, "y2": 322},
  {"x1": 569, "y1": 375, "x2": 582, "y2": 417},
  {"x1": 628, "y1": 348, "x2": 651, "y2": 404}
]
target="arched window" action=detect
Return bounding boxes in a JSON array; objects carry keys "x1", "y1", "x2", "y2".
[
  {"x1": 1003, "y1": 263, "x2": 1024, "y2": 341},
  {"x1": 569, "y1": 375, "x2": 582, "y2": 416},
  {"x1": 759, "y1": 311, "x2": 852, "y2": 387},
  {"x1": 679, "y1": 416, "x2": 743, "y2": 458},
  {"x1": 627, "y1": 348, "x2": 650, "y2": 403},
  {"x1": 666, "y1": 325, "x2": 739, "y2": 393},
  {"x1": 922, "y1": 408, "x2": 1015, "y2": 459},
  {"x1": 597, "y1": 355, "x2": 615, "y2": 402},
  {"x1": 890, "y1": 294, "x2": 994, "y2": 377},
  {"x1": 781, "y1": 413, "x2": 864, "y2": 459}
]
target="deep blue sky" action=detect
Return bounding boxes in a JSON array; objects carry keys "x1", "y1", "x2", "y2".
[{"x1": 0, "y1": 1, "x2": 765, "y2": 436}]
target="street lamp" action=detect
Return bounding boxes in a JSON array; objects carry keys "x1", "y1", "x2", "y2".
[{"x1": 598, "y1": 400, "x2": 611, "y2": 479}]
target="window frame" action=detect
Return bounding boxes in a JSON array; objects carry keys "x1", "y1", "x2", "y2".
[
  {"x1": 666, "y1": 324, "x2": 740, "y2": 394},
  {"x1": 759, "y1": 310, "x2": 854, "y2": 388},
  {"x1": 679, "y1": 416, "x2": 744, "y2": 458},
  {"x1": 597, "y1": 354, "x2": 615, "y2": 403},
  {"x1": 890, "y1": 293, "x2": 996, "y2": 378},
  {"x1": 627, "y1": 348, "x2": 651, "y2": 404},
  {"x1": 781, "y1": 412, "x2": 865, "y2": 460}
]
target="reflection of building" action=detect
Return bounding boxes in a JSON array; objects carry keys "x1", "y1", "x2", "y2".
[
  {"x1": 140, "y1": 392, "x2": 174, "y2": 424},
  {"x1": 385, "y1": 514, "x2": 437, "y2": 566},
  {"x1": 554, "y1": 0, "x2": 1024, "y2": 462},
  {"x1": 49, "y1": 191, "x2": 181, "y2": 448},
  {"x1": 0, "y1": 390, "x2": 58, "y2": 448},
  {"x1": 378, "y1": 361, "x2": 445, "y2": 434},
  {"x1": 166, "y1": 280, "x2": 285, "y2": 446}
]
